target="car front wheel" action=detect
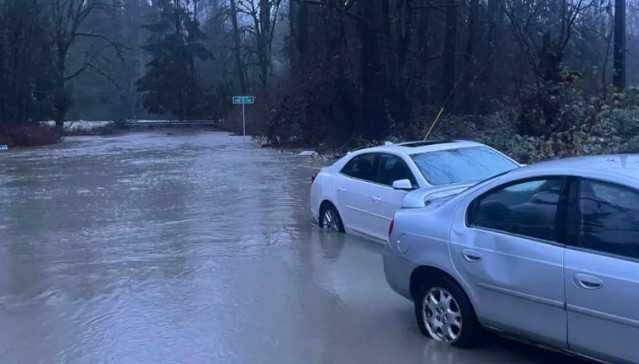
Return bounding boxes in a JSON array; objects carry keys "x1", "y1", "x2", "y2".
[{"x1": 414, "y1": 275, "x2": 481, "y2": 348}]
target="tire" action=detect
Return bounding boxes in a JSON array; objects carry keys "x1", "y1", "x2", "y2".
[
  {"x1": 320, "y1": 204, "x2": 345, "y2": 233},
  {"x1": 414, "y1": 275, "x2": 481, "y2": 348}
]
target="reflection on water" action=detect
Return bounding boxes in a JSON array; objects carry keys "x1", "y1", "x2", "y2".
[{"x1": 0, "y1": 131, "x2": 583, "y2": 363}]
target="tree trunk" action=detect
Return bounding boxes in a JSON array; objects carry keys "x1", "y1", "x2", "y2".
[
  {"x1": 392, "y1": 0, "x2": 412, "y2": 128},
  {"x1": 53, "y1": 50, "x2": 67, "y2": 130},
  {"x1": 125, "y1": 0, "x2": 141, "y2": 120},
  {"x1": 419, "y1": 1, "x2": 431, "y2": 105},
  {"x1": 288, "y1": 0, "x2": 296, "y2": 65},
  {"x1": 295, "y1": 0, "x2": 308, "y2": 59},
  {"x1": 482, "y1": 0, "x2": 503, "y2": 109},
  {"x1": 463, "y1": 0, "x2": 479, "y2": 114},
  {"x1": 258, "y1": 0, "x2": 272, "y2": 90},
  {"x1": 397, "y1": 0, "x2": 411, "y2": 76},
  {"x1": 229, "y1": 0, "x2": 247, "y2": 93},
  {"x1": 359, "y1": 0, "x2": 386, "y2": 139},
  {"x1": 613, "y1": 0, "x2": 626, "y2": 90},
  {"x1": 601, "y1": 8, "x2": 615, "y2": 98},
  {"x1": 442, "y1": 0, "x2": 457, "y2": 107}
]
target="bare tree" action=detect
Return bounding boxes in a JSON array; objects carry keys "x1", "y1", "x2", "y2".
[
  {"x1": 505, "y1": 0, "x2": 586, "y2": 83},
  {"x1": 49, "y1": 0, "x2": 123, "y2": 129},
  {"x1": 239, "y1": 0, "x2": 283, "y2": 90}
]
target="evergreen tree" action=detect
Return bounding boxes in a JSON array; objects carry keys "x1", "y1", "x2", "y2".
[{"x1": 136, "y1": 0, "x2": 212, "y2": 120}]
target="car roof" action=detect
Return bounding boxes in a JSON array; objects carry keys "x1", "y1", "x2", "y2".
[
  {"x1": 351, "y1": 140, "x2": 487, "y2": 156},
  {"x1": 512, "y1": 154, "x2": 639, "y2": 181}
]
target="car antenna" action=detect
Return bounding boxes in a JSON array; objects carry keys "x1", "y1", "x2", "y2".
[{"x1": 424, "y1": 105, "x2": 446, "y2": 141}]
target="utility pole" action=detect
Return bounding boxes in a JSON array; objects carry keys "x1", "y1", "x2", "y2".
[{"x1": 242, "y1": 103, "x2": 246, "y2": 137}]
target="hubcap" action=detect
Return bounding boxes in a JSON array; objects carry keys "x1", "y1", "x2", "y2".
[
  {"x1": 422, "y1": 287, "x2": 463, "y2": 343},
  {"x1": 322, "y1": 209, "x2": 340, "y2": 232}
]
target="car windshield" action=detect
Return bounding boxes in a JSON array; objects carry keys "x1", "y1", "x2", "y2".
[{"x1": 411, "y1": 147, "x2": 518, "y2": 186}]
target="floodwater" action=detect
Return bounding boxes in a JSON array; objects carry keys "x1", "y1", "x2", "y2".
[{"x1": 0, "y1": 131, "x2": 586, "y2": 363}]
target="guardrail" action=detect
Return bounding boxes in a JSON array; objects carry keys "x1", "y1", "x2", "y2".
[{"x1": 125, "y1": 120, "x2": 222, "y2": 128}]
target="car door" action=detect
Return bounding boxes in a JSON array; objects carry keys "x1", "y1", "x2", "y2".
[
  {"x1": 369, "y1": 153, "x2": 418, "y2": 240},
  {"x1": 450, "y1": 177, "x2": 568, "y2": 348},
  {"x1": 338, "y1": 153, "x2": 382, "y2": 237},
  {"x1": 564, "y1": 178, "x2": 639, "y2": 364}
]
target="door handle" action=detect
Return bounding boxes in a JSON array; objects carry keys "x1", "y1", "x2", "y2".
[
  {"x1": 574, "y1": 273, "x2": 603, "y2": 290},
  {"x1": 462, "y1": 249, "x2": 482, "y2": 263},
  {"x1": 371, "y1": 195, "x2": 382, "y2": 202},
  {"x1": 338, "y1": 187, "x2": 347, "y2": 192}
]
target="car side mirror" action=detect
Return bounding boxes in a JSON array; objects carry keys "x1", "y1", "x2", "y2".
[{"x1": 392, "y1": 179, "x2": 413, "y2": 191}]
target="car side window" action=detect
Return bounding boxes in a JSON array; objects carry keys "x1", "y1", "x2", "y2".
[
  {"x1": 468, "y1": 178, "x2": 564, "y2": 242},
  {"x1": 341, "y1": 154, "x2": 378, "y2": 182},
  {"x1": 377, "y1": 154, "x2": 417, "y2": 187},
  {"x1": 577, "y1": 179, "x2": 639, "y2": 260}
]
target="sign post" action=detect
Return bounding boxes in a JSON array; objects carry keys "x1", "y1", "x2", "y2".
[{"x1": 232, "y1": 96, "x2": 255, "y2": 138}]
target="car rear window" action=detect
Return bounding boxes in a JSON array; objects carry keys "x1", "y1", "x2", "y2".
[
  {"x1": 411, "y1": 147, "x2": 517, "y2": 186},
  {"x1": 341, "y1": 153, "x2": 378, "y2": 182},
  {"x1": 577, "y1": 179, "x2": 639, "y2": 260}
]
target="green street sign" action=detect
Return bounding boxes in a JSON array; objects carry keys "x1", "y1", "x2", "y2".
[
  {"x1": 232, "y1": 96, "x2": 255, "y2": 105},
  {"x1": 232, "y1": 96, "x2": 255, "y2": 137}
]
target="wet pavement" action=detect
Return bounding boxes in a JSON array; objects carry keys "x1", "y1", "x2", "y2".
[{"x1": 0, "y1": 131, "x2": 587, "y2": 363}]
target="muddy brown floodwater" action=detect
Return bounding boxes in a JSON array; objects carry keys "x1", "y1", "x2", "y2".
[{"x1": 0, "y1": 131, "x2": 587, "y2": 363}]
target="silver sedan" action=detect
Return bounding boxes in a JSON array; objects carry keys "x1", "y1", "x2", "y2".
[{"x1": 384, "y1": 155, "x2": 639, "y2": 364}]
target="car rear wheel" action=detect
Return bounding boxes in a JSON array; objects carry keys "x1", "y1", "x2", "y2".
[
  {"x1": 414, "y1": 275, "x2": 481, "y2": 348},
  {"x1": 320, "y1": 204, "x2": 344, "y2": 233}
]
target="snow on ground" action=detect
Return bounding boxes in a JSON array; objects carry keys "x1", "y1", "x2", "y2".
[
  {"x1": 40, "y1": 120, "x2": 217, "y2": 132},
  {"x1": 135, "y1": 120, "x2": 174, "y2": 124},
  {"x1": 42, "y1": 120, "x2": 113, "y2": 131}
]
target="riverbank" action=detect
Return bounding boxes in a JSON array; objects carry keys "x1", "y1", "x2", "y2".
[
  {"x1": 0, "y1": 121, "x2": 128, "y2": 148},
  {"x1": 0, "y1": 124, "x2": 61, "y2": 148}
]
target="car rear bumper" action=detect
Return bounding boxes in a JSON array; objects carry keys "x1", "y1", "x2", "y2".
[{"x1": 383, "y1": 247, "x2": 417, "y2": 301}]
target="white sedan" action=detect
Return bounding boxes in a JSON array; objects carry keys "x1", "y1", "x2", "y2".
[{"x1": 310, "y1": 140, "x2": 520, "y2": 243}]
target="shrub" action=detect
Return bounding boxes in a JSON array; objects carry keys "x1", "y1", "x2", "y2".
[
  {"x1": 264, "y1": 76, "x2": 639, "y2": 165},
  {"x1": 505, "y1": 89, "x2": 639, "y2": 163},
  {"x1": 0, "y1": 124, "x2": 61, "y2": 147},
  {"x1": 427, "y1": 112, "x2": 519, "y2": 154},
  {"x1": 422, "y1": 88, "x2": 639, "y2": 164}
]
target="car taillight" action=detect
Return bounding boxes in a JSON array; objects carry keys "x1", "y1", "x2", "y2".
[{"x1": 388, "y1": 218, "x2": 395, "y2": 239}]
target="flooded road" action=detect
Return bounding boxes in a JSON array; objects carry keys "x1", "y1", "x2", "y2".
[{"x1": 0, "y1": 131, "x2": 585, "y2": 363}]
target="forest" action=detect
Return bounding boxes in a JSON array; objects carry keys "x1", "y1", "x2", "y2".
[{"x1": 1, "y1": 0, "x2": 639, "y2": 161}]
